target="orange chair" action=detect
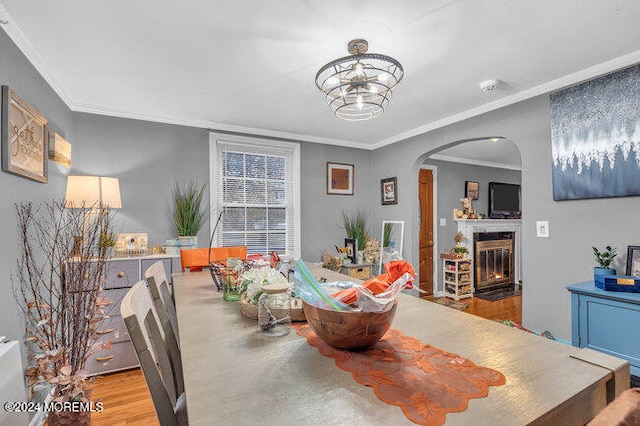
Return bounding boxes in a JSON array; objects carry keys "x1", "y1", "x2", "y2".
[{"x1": 179, "y1": 246, "x2": 247, "y2": 272}]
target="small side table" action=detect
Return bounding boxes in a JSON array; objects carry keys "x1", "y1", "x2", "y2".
[{"x1": 341, "y1": 263, "x2": 373, "y2": 280}]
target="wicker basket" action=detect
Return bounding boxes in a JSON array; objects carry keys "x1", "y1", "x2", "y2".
[{"x1": 240, "y1": 292, "x2": 306, "y2": 322}]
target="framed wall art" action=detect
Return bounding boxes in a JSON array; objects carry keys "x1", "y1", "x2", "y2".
[
  {"x1": 327, "y1": 162, "x2": 354, "y2": 195},
  {"x1": 48, "y1": 131, "x2": 71, "y2": 168},
  {"x1": 381, "y1": 177, "x2": 398, "y2": 205},
  {"x1": 550, "y1": 64, "x2": 640, "y2": 200},
  {"x1": 1, "y1": 86, "x2": 48, "y2": 183},
  {"x1": 626, "y1": 246, "x2": 640, "y2": 277},
  {"x1": 465, "y1": 181, "x2": 479, "y2": 200}
]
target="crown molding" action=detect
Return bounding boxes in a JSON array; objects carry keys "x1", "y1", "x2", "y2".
[
  {"x1": 0, "y1": 4, "x2": 74, "y2": 107},
  {"x1": 428, "y1": 154, "x2": 522, "y2": 171},
  {"x1": 371, "y1": 49, "x2": 640, "y2": 150},
  {"x1": 72, "y1": 102, "x2": 369, "y2": 149}
]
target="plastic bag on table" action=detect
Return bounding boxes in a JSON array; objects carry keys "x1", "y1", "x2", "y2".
[
  {"x1": 354, "y1": 272, "x2": 414, "y2": 312},
  {"x1": 294, "y1": 260, "x2": 353, "y2": 311}
]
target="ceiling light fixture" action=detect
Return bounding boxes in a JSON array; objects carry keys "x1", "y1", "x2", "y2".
[{"x1": 315, "y1": 39, "x2": 404, "y2": 121}]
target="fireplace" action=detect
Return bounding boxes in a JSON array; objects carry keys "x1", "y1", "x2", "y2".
[{"x1": 474, "y1": 232, "x2": 514, "y2": 292}]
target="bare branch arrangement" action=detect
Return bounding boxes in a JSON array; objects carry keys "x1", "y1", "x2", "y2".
[{"x1": 12, "y1": 200, "x2": 114, "y2": 403}]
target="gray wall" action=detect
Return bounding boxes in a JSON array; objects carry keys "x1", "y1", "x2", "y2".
[
  {"x1": 373, "y1": 94, "x2": 637, "y2": 341},
  {"x1": 422, "y1": 159, "x2": 521, "y2": 292},
  {"x1": 0, "y1": 30, "x2": 74, "y2": 341},
  {"x1": 300, "y1": 143, "x2": 373, "y2": 261},
  {"x1": 72, "y1": 112, "x2": 210, "y2": 246}
]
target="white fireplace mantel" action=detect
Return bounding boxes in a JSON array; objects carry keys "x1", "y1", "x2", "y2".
[{"x1": 455, "y1": 219, "x2": 522, "y2": 285}]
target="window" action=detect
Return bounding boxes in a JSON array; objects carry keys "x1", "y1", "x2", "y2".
[{"x1": 210, "y1": 134, "x2": 300, "y2": 258}]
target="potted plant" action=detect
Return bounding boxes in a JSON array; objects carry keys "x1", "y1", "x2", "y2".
[
  {"x1": 342, "y1": 210, "x2": 368, "y2": 251},
  {"x1": 13, "y1": 200, "x2": 114, "y2": 425},
  {"x1": 98, "y1": 231, "x2": 117, "y2": 258},
  {"x1": 172, "y1": 180, "x2": 207, "y2": 247},
  {"x1": 593, "y1": 245, "x2": 617, "y2": 278}
]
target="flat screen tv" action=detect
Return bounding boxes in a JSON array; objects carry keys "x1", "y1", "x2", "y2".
[{"x1": 489, "y1": 182, "x2": 521, "y2": 219}]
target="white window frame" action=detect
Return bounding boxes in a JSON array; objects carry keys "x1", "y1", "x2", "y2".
[{"x1": 209, "y1": 133, "x2": 301, "y2": 259}]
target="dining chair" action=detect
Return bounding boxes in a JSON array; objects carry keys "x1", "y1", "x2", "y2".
[
  {"x1": 144, "y1": 261, "x2": 183, "y2": 397},
  {"x1": 144, "y1": 261, "x2": 180, "y2": 342},
  {"x1": 121, "y1": 281, "x2": 188, "y2": 426},
  {"x1": 179, "y1": 246, "x2": 247, "y2": 272}
]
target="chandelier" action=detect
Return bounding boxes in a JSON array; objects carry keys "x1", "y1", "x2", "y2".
[{"x1": 315, "y1": 39, "x2": 404, "y2": 121}]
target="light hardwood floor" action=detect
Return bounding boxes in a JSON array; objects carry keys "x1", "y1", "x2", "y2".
[{"x1": 90, "y1": 294, "x2": 522, "y2": 425}]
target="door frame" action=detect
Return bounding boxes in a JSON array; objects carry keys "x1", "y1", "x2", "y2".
[{"x1": 419, "y1": 165, "x2": 440, "y2": 297}]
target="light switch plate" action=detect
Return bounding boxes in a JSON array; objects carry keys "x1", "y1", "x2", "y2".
[
  {"x1": 439, "y1": 218, "x2": 446, "y2": 227},
  {"x1": 536, "y1": 221, "x2": 549, "y2": 238}
]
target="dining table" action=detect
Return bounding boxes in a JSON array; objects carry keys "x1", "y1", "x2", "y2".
[{"x1": 173, "y1": 263, "x2": 629, "y2": 425}]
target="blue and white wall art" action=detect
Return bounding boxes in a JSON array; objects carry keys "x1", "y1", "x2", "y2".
[{"x1": 550, "y1": 64, "x2": 639, "y2": 201}]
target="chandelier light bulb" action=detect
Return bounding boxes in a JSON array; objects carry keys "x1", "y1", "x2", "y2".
[
  {"x1": 326, "y1": 76, "x2": 339, "y2": 86},
  {"x1": 356, "y1": 94, "x2": 364, "y2": 110},
  {"x1": 369, "y1": 85, "x2": 378, "y2": 94},
  {"x1": 354, "y1": 62, "x2": 364, "y2": 76},
  {"x1": 378, "y1": 73, "x2": 389, "y2": 82}
]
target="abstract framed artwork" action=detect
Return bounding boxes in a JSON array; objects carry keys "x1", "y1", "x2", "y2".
[
  {"x1": 381, "y1": 177, "x2": 398, "y2": 205},
  {"x1": 1, "y1": 86, "x2": 48, "y2": 183},
  {"x1": 327, "y1": 162, "x2": 354, "y2": 195},
  {"x1": 550, "y1": 64, "x2": 640, "y2": 201},
  {"x1": 465, "y1": 181, "x2": 479, "y2": 200},
  {"x1": 626, "y1": 246, "x2": 640, "y2": 277}
]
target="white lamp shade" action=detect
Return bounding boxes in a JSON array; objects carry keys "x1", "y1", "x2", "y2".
[{"x1": 65, "y1": 176, "x2": 122, "y2": 209}]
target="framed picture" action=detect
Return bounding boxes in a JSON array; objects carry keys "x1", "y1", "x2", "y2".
[
  {"x1": 344, "y1": 238, "x2": 357, "y2": 264},
  {"x1": 1, "y1": 86, "x2": 48, "y2": 183},
  {"x1": 625, "y1": 246, "x2": 640, "y2": 277},
  {"x1": 48, "y1": 131, "x2": 71, "y2": 168},
  {"x1": 465, "y1": 181, "x2": 479, "y2": 200},
  {"x1": 381, "y1": 177, "x2": 398, "y2": 205},
  {"x1": 327, "y1": 162, "x2": 354, "y2": 195},
  {"x1": 550, "y1": 64, "x2": 640, "y2": 200}
]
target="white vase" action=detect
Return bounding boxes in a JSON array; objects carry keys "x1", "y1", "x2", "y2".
[{"x1": 178, "y1": 235, "x2": 198, "y2": 248}]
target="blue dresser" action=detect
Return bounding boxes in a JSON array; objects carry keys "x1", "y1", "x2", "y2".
[{"x1": 567, "y1": 281, "x2": 640, "y2": 376}]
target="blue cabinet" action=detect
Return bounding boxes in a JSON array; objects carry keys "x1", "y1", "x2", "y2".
[{"x1": 567, "y1": 281, "x2": 640, "y2": 376}]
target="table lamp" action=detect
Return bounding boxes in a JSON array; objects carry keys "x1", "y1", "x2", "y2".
[{"x1": 64, "y1": 176, "x2": 122, "y2": 255}]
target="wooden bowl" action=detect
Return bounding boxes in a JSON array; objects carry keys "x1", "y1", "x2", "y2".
[{"x1": 302, "y1": 300, "x2": 398, "y2": 350}]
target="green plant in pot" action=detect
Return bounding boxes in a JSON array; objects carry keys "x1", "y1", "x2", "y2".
[
  {"x1": 342, "y1": 210, "x2": 368, "y2": 251},
  {"x1": 173, "y1": 180, "x2": 207, "y2": 247},
  {"x1": 593, "y1": 245, "x2": 617, "y2": 278},
  {"x1": 98, "y1": 231, "x2": 117, "y2": 257}
]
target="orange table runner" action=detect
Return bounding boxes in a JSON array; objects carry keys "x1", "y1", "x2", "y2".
[{"x1": 297, "y1": 325, "x2": 506, "y2": 425}]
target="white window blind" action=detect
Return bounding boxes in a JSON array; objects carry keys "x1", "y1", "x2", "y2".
[{"x1": 210, "y1": 134, "x2": 300, "y2": 258}]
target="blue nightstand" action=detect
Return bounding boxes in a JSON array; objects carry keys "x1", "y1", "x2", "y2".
[{"x1": 567, "y1": 281, "x2": 640, "y2": 376}]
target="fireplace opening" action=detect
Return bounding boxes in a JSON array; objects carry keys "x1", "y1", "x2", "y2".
[{"x1": 474, "y1": 232, "x2": 515, "y2": 292}]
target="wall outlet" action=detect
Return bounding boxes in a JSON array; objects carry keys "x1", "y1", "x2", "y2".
[
  {"x1": 439, "y1": 218, "x2": 446, "y2": 227},
  {"x1": 536, "y1": 221, "x2": 549, "y2": 238}
]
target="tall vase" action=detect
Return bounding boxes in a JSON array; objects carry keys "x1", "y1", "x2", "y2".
[{"x1": 48, "y1": 410, "x2": 91, "y2": 426}]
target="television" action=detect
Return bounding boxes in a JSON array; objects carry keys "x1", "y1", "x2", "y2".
[{"x1": 488, "y1": 182, "x2": 521, "y2": 219}]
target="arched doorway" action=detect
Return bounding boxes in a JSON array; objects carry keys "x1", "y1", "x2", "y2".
[{"x1": 418, "y1": 137, "x2": 522, "y2": 308}]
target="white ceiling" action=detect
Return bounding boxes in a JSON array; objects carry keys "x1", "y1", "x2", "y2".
[{"x1": 0, "y1": 0, "x2": 639, "y2": 150}]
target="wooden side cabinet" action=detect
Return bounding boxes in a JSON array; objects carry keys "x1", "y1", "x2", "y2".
[
  {"x1": 567, "y1": 281, "x2": 640, "y2": 376},
  {"x1": 85, "y1": 254, "x2": 181, "y2": 375}
]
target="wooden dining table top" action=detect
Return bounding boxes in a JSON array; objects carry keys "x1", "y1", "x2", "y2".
[{"x1": 173, "y1": 264, "x2": 629, "y2": 425}]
